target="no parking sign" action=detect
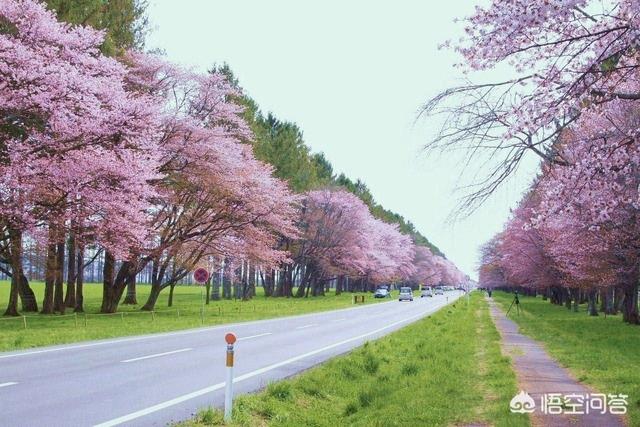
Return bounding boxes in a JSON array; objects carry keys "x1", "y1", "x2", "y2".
[{"x1": 193, "y1": 267, "x2": 210, "y2": 284}]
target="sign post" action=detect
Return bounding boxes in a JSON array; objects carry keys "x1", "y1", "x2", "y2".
[
  {"x1": 224, "y1": 332, "x2": 237, "y2": 422},
  {"x1": 193, "y1": 268, "x2": 210, "y2": 325}
]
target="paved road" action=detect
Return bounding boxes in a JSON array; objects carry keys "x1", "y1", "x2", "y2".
[{"x1": 1, "y1": 291, "x2": 462, "y2": 427}]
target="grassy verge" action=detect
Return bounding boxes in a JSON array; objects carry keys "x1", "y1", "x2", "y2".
[
  {"x1": 0, "y1": 281, "x2": 391, "y2": 352},
  {"x1": 182, "y1": 293, "x2": 529, "y2": 427},
  {"x1": 493, "y1": 291, "x2": 640, "y2": 426}
]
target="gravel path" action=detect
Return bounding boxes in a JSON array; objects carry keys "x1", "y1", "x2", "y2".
[{"x1": 487, "y1": 297, "x2": 626, "y2": 427}]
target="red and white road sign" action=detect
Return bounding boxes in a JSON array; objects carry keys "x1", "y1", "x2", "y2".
[
  {"x1": 193, "y1": 267, "x2": 210, "y2": 284},
  {"x1": 225, "y1": 332, "x2": 237, "y2": 345}
]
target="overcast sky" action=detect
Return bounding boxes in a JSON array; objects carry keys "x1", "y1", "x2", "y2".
[{"x1": 146, "y1": 1, "x2": 539, "y2": 279}]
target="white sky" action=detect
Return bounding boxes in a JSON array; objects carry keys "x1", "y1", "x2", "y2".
[{"x1": 146, "y1": 1, "x2": 539, "y2": 279}]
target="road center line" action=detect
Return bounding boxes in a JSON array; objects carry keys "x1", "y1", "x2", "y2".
[
  {"x1": 120, "y1": 348, "x2": 192, "y2": 363},
  {"x1": 295, "y1": 324, "x2": 316, "y2": 329},
  {"x1": 332, "y1": 318, "x2": 346, "y2": 322},
  {"x1": 94, "y1": 300, "x2": 452, "y2": 427},
  {"x1": 0, "y1": 382, "x2": 17, "y2": 388},
  {"x1": 237, "y1": 333, "x2": 272, "y2": 341}
]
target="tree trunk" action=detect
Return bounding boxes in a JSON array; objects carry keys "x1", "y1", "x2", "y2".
[
  {"x1": 141, "y1": 283, "x2": 162, "y2": 311},
  {"x1": 587, "y1": 289, "x2": 598, "y2": 316},
  {"x1": 53, "y1": 239, "x2": 65, "y2": 314},
  {"x1": 74, "y1": 244, "x2": 85, "y2": 312},
  {"x1": 599, "y1": 288, "x2": 607, "y2": 313},
  {"x1": 41, "y1": 228, "x2": 57, "y2": 314},
  {"x1": 100, "y1": 251, "x2": 115, "y2": 313},
  {"x1": 4, "y1": 228, "x2": 22, "y2": 316},
  {"x1": 211, "y1": 268, "x2": 221, "y2": 301},
  {"x1": 614, "y1": 286, "x2": 624, "y2": 314},
  {"x1": 18, "y1": 271, "x2": 38, "y2": 312},
  {"x1": 168, "y1": 283, "x2": 176, "y2": 307},
  {"x1": 285, "y1": 266, "x2": 294, "y2": 298},
  {"x1": 622, "y1": 280, "x2": 639, "y2": 324},
  {"x1": 222, "y1": 261, "x2": 232, "y2": 299},
  {"x1": 263, "y1": 269, "x2": 274, "y2": 297},
  {"x1": 606, "y1": 287, "x2": 617, "y2": 315},
  {"x1": 64, "y1": 232, "x2": 76, "y2": 308},
  {"x1": 275, "y1": 267, "x2": 285, "y2": 297},
  {"x1": 122, "y1": 270, "x2": 138, "y2": 305},
  {"x1": 336, "y1": 275, "x2": 344, "y2": 295},
  {"x1": 572, "y1": 288, "x2": 579, "y2": 312},
  {"x1": 248, "y1": 264, "x2": 256, "y2": 298}
]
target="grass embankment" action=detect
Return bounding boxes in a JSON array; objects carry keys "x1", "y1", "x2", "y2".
[
  {"x1": 183, "y1": 293, "x2": 529, "y2": 427},
  {"x1": 493, "y1": 291, "x2": 640, "y2": 426},
  {"x1": 0, "y1": 281, "x2": 388, "y2": 352}
]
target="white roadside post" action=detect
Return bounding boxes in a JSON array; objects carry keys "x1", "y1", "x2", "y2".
[{"x1": 224, "y1": 332, "x2": 237, "y2": 422}]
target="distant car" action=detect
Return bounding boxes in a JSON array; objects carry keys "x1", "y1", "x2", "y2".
[
  {"x1": 420, "y1": 287, "x2": 433, "y2": 298},
  {"x1": 374, "y1": 288, "x2": 390, "y2": 298},
  {"x1": 434, "y1": 287, "x2": 444, "y2": 295},
  {"x1": 398, "y1": 287, "x2": 414, "y2": 302}
]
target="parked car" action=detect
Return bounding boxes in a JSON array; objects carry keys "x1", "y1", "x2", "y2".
[
  {"x1": 434, "y1": 287, "x2": 444, "y2": 295},
  {"x1": 398, "y1": 287, "x2": 414, "y2": 302},
  {"x1": 420, "y1": 287, "x2": 433, "y2": 298},
  {"x1": 374, "y1": 288, "x2": 390, "y2": 298}
]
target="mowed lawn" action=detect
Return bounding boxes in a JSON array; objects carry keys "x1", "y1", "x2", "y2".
[
  {"x1": 493, "y1": 291, "x2": 640, "y2": 426},
  {"x1": 183, "y1": 293, "x2": 529, "y2": 427},
  {"x1": 0, "y1": 281, "x2": 389, "y2": 352}
]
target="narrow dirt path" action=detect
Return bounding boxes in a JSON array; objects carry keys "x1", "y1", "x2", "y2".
[{"x1": 487, "y1": 297, "x2": 626, "y2": 427}]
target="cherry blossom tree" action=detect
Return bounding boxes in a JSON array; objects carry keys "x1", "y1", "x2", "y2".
[
  {"x1": 98, "y1": 55, "x2": 299, "y2": 312},
  {"x1": 0, "y1": 0, "x2": 159, "y2": 315},
  {"x1": 424, "y1": 0, "x2": 640, "y2": 212}
]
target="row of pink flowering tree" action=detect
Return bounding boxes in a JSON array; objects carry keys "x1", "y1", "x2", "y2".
[
  {"x1": 0, "y1": 0, "x2": 465, "y2": 316},
  {"x1": 435, "y1": 1, "x2": 640, "y2": 324}
]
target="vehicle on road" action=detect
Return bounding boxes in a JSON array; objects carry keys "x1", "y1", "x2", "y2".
[
  {"x1": 374, "y1": 288, "x2": 391, "y2": 298},
  {"x1": 420, "y1": 287, "x2": 433, "y2": 298},
  {"x1": 434, "y1": 287, "x2": 444, "y2": 295},
  {"x1": 398, "y1": 287, "x2": 414, "y2": 302}
]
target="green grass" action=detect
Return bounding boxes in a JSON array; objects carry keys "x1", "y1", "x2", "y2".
[
  {"x1": 493, "y1": 291, "x2": 640, "y2": 426},
  {"x1": 0, "y1": 281, "x2": 392, "y2": 352},
  {"x1": 181, "y1": 293, "x2": 529, "y2": 427}
]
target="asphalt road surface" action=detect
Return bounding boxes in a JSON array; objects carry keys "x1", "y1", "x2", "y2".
[{"x1": 1, "y1": 291, "x2": 462, "y2": 427}]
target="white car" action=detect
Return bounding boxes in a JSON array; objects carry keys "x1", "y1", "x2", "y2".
[
  {"x1": 420, "y1": 287, "x2": 434, "y2": 297},
  {"x1": 398, "y1": 287, "x2": 414, "y2": 302},
  {"x1": 374, "y1": 288, "x2": 390, "y2": 298}
]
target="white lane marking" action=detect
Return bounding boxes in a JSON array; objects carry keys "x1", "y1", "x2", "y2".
[
  {"x1": 120, "y1": 348, "x2": 192, "y2": 363},
  {"x1": 237, "y1": 333, "x2": 272, "y2": 341},
  {"x1": 0, "y1": 299, "x2": 400, "y2": 360},
  {"x1": 332, "y1": 318, "x2": 346, "y2": 322},
  {"x1": 0, "y1": 382, "x2": 17, "y2": 388},
  {"x1": 93, "y1": 301, "x2": 451, "y2": 427},
  {"x1": 295, "y1": 324, "x2": 316, "y2": 330}
]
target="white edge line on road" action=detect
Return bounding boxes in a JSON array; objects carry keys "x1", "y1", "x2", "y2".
[
  {"x1": 295, "y1": 324, "x2": 316, "y2": 329},
  {"x1": 331, "y1": 318, "x2": 347, "y2": 322},
  {"x1": 0, "y1": 382, "x2": 17, "y2": 388},
  {"x1": 0, "y1": 298, "x2": 401, "y2": 360},
  {"x1": 93, "y1": 300, "x2": 453, "y2": 427},
  {"x1": 237, "y1": 333, "x2": 272, "y2": 341},
  {"x1": 120, "y1": 348, "x2": 192, "y2": 363}
]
